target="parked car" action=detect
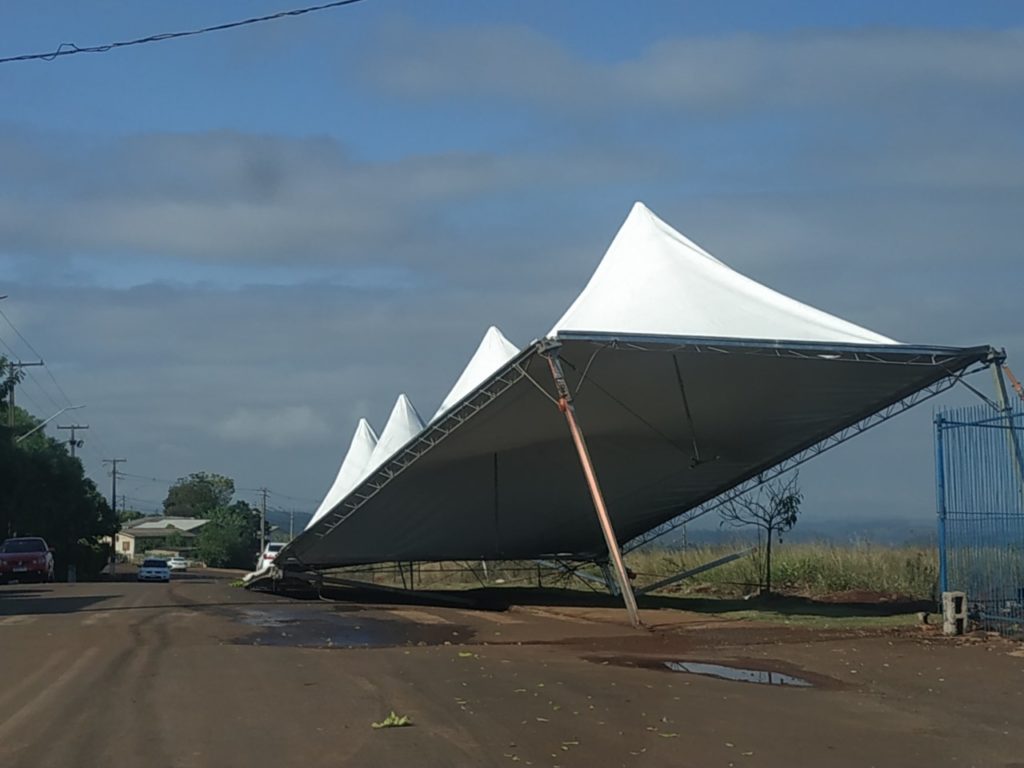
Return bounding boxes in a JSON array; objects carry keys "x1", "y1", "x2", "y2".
[
  {"x1": 137, "y1": 558, "x2": 171, "y2": 583},
  {"x1": 167, "y1": 556, "x2": 189, "y2": 572},
  {"x1": 256, "y1": 542, "x2": 285, "y2": 570},
  {"x1": 0, "y1": 537, "x2": 55, "y2": 584}
]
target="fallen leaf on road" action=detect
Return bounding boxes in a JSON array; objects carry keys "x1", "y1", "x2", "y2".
[{"x1": 371, "y1": 711, "x2": 411, "y2": 729}]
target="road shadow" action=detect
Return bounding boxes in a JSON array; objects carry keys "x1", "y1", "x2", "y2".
[
  {"x1": 307, "y1": 583, "x2": 931, "y2": 618},
  {"x1": 0, "y1": 591, "x2": 118, "y2": 616}
]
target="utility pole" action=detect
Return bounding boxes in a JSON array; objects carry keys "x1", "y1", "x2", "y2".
[
  {"x1": 103, "y1": 458, "x2": 126, "y2": 578},
  {"x1": 259, "y1": 488, "x2": 268, "y2": 555},
  {"x1": 6, "y1": 360, "x2": 44, "y2": 439},
  {"x1": 288, "y1": 509, "x2": 294, "y2": 541},
  {"x1": 56, "y1": 423, "x2": 89, "y2": 458}
]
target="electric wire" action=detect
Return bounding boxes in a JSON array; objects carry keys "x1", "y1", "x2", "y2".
[
  {"x1": 0, "y1": 306, "x2": 75, "y2": 407},
  {"x1": 0, "y1": 0, "x2": 370, "y2": 65}
]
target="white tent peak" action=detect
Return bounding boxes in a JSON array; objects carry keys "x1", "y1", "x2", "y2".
[
  {"x1": 432, "y1": 326, "x2": 520, "y2": 421},
  {"x1": 548, "y1": 201, "x2": 896, "y2": 345},
  {"x1": 306, "y1": 418, "x2": 378, "y2": 530},
  {"x1": 367, "y1": 394, "x2": 425, "y2": 473}
]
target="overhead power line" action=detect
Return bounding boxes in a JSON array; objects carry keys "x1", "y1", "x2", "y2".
[{"x1": 0, "y1": 0, "x2": 370, "y2": 65}]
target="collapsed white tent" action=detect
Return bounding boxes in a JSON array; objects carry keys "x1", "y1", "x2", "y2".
[
  {"x1": 367, "y1": 394, "x2": 425, "y2": 474},
  {"x1": 306, "y1": 418, "x2": 378, "y2": 531},
  {"x1": 433, "y1": 326, "x2": 520, "y2": 421},
  {"x1": 550, "y1": 203, "x2": 895, "y2": 344},
  {"x1": 281, "y1": 202, "x2": 996, "y2": 576}
]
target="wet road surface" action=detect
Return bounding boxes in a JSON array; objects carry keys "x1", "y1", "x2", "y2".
[{"x1": 1, "y1": 572, "x2": 1022, "y2": 767}]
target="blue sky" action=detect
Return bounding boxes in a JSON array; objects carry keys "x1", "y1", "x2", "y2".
[{"x1": 1, "y1": 1, "x2": 1022, "y2": 531}]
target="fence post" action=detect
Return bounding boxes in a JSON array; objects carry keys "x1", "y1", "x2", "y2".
[{"x1": 934, "y1": 414, "x2": 948, "y2": 595}]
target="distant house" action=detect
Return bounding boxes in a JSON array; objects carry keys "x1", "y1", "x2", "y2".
[{"x1": 114, "y1": 517, "x2": 208, "y2": 561}]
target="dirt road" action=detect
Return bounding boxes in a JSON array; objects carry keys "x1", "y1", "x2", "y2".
[{"x1": 0, "y1": 573, "x2": 1021, "y2": 767}]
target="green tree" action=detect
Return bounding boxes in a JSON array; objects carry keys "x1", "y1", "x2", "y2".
[
  {"x1": 719, "y1": 472, "x2": 803, "y2": 596},
  {"x1": 195, "y1": 501, "x2": 259, "y2": 569},
  {"x1": 0, "y1": 402, "x2": 116, "y2": 579},
  {"x1": 163, "y1": 472, "x2": 235, "y2": 518}
]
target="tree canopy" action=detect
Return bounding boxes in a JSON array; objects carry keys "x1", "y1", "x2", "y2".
[
  {"x1": 195, "y1": 501, "x2": 260, "y2": 569},
  {"x1": 0, "y1": 365, "x2": 116, "y2": 580},
  {"x1": 160, "y1": 470, "x2": 263, "y2": 568},
  {"x1": 162, "y1": 471, "x2": 235, "y2": 518}
]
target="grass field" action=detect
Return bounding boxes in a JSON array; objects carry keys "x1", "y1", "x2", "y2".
[
  {"x1": 626, "y1": 542, "x2": 939, "y2": 600},
  {"x1": 326, "y1": 542, "x2": 940, "y2": 603}
]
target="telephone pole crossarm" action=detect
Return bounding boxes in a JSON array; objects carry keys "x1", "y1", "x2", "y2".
[{"x1": 57, "y1": 423, "x2": 89, "y2": 458}]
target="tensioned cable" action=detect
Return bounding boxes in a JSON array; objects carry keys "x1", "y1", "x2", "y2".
[
  {"x1": 559, "y1": 354, "x2": 692, "y2": 459},
  {"x1": 672, "y1": 353, "x2": 704, "y2": 465},
  {"x1": 0, "y1": 0, "x2": 370, "y2": 64},
  {"x1": 514, "y1": 364, "x2": 562, "y2": 408},
  {"x1": 0, "y1": 330, "x2": 63, "y2": 416},
  {"x1": 0, "y1": 307, "x2": 75, "y2": 407}
]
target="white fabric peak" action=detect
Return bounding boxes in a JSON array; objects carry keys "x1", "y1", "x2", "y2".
[
  {"x1": 307, "y1": 418, "x2": 378, "y2": 530},
  {"x1": 367, "y1": 394, "x2": 425, "y2": 474},
  {"x1": 549, "y1": 202, "x2": 895, "y2": 345},
  {"x1": 432, "y1": 326, "x2": 520, "y2": 421}
]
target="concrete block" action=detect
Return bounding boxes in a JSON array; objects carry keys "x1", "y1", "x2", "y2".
[{"x1": 942, "y1": 591, "x2": 967, "y2": 635}]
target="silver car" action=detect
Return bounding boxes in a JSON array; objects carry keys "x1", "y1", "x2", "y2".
[{"x1": 137, "y1": 558, "x2": 171, "y2": 583}]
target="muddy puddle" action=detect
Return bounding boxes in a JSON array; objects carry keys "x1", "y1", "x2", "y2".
[
  {"x1": 585, "y1": 655, "x2": 822, "y2": 688},
  {"x1": 234, "y1": 606, "x2": 474, "y2": 649},
  {"x1": 663, "y1": 661, "x2": 813, "y2": 687}
]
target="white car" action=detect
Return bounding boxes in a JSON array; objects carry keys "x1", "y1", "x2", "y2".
[
  {"x1": 167, "y1": 556, "x2": 189, "y2": 572},
  {"x1": 256, "y1": 542, "x2": 285, "y2": 570},
  {"x1": 137, "y1": 558, "x2": 171, "y2": 583}
]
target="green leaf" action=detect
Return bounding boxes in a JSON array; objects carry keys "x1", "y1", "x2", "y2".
[{"x1": 371, "y1": 711, "x2": 412, "y2": 729}]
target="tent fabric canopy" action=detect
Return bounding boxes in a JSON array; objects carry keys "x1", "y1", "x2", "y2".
[
  {"x1": 281, "y1": 201, "x2": 995, "y2": 570},
  {"x1": 549, "y1": 202, "x2": 895, "y2": 344},
  {"x1": 283, "y1": 337, "x2": 991, "y2": 567},
  {"x1": 367, "y1": 394, "x2": 425, "y2": 475},
  {"x1": 433, "y1": 326, "x2": 520, "y2": 422},
  {"x1": 306, "y1": 418, "x2": 378, "y2": 531}
]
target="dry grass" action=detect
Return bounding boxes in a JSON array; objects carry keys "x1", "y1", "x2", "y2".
[
  {"x1": 626, "y1": 542, "x2": 938, "y2": 600},
  {"x1": 323, "y1": 543, "x2": 939, "y2": 602}
]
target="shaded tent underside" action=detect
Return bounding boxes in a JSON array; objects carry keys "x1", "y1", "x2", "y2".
[{"x1": 281, "y1": 335, "x2": 994, "y2": 569}]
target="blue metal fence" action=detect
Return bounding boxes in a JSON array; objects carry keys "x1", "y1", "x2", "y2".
[{"x1": 936, "y1": 401, "x2": 1024, "y2": 634}]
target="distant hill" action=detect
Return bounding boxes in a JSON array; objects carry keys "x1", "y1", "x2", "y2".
[{"x1": 660, "y1": 516, "x2": 937, "y2": 549}]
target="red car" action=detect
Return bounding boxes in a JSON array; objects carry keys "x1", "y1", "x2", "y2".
[{"x1": 0, "y1": 537, "x2": 55, "y2": 584}]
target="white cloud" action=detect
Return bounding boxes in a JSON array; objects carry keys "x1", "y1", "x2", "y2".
[
  {"x1": 363, "y1": 23, "x2": 1024, "y2": 112},
  {"x1": 0, "y1": 131, "x2": 665, "y2": 266},
  {"x1": 215, "y1": 405, "x2": 331, "y2": 447}
]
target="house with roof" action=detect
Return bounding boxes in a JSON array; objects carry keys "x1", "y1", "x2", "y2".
[{"x1": 114, "y1": 517, "x2": 209, "y2": 561}]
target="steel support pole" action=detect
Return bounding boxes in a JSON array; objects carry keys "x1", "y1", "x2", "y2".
[
  {"x1": 635, "y1": 547, "x2": 754, "y2": 596},
  {"x1": 542, "y1": 346, "x2": 641, "y2": 628},
  {"x1": 934, "y1": 415, "x2": 948, "y2": 595},
  {"x1": 992, "y1": 365, "x2": 1024, "y2": 498}
]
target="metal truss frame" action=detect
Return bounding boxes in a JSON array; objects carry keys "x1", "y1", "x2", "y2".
[{"x1": 313, "y1": 348, "x2": 537, "y2": 539}]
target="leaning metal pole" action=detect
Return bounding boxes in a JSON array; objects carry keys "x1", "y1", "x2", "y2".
[
  {"x1": 541, "y1": 342, "x2": 642, "y2": 628},
  {"x1": 992, "y1": 364, "x2": 1024, "y2": 498}
]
